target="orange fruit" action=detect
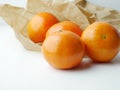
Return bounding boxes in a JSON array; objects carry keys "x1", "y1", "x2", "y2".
[
  {"x1": 42, "y1": 30, "x2": 85, "y2": 69},
  {"x1": 119, "y1": 33, "x2": 120, "y2": 45},
  {"x1": 81, "y1": 22, "x2": 120, "y2": 62},
  {"x1": 27, "y1": 12, "x2": 59, "y2": 43},
  {"x1": 46, "y1": 21, "x2": 82, "y2": 37}
]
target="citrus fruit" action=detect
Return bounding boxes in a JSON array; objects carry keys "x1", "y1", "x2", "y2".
[
  {"x1": 27, "y1": 12, "x2": 59, "y2": 43},
  {"x1": 46, "y1": 21, "x2": 82, "y2": 37},
  {"x1": 81, "y1": 22, "x2": 120, "y2": 62},
  {"x1": 42, "y1": 30, "x2": 85, "y2": 69}
]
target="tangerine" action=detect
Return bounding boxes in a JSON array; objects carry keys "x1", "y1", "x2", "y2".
[
  {"x1": 81, "y1": 22, "x2": 120, "y2": 62},
  {"x1": 42, "y1": 30, "x2": 85, "y2": 69},
  {"x1": 46, "y1": 21, "x2": 82, "y2": 37},
  {"x1": 27, "y1": 12, "x2": 59, "y2": 43}
]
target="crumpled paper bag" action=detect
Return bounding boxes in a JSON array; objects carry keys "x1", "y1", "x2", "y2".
[
  {"x1": 0, "y1": 4, "x2": 42, "y2": 51},
  {"x1": 76, "y1": 0, "x2": 120, "y2": 30},
  {"x1": 0, "y1": 0, "x2": 120, "y2": 51}
]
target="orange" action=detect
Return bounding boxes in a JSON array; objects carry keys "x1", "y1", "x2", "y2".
[
  {"x1": 42, "y1": 30, "x2": 85, "y2": 69},
  {"x1": 27, "y1": 12, "x2": 59, "y2": 43},
  {"x1": 119, "y1": 33, "x2": 120, "y2": 45},
  {"x1": 46, "y1": 21, "x2": 82, "y2": 37},
  {"x1": 81, "y1": 22, "x2": 120, "y2": 62}
]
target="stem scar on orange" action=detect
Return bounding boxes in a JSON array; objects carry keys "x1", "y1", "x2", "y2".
[
  {"x1": 27, "y1": 12, "x2": 59, "y2": 43},
  {"x1": 46, "y1": 21, "x2": 83, "y2": 37},
  {"x1": 42, "y1": 30, "x2": 85, "y2": 69},
  {"x1": 81, "y1": 22, "x2": 120, "y2": 62}
]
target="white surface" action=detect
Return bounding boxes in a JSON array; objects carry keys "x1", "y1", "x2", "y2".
[{"x1": 0, "y1": 0, "x2": 120, "y2": 90}]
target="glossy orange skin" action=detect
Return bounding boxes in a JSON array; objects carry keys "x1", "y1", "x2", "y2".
[
  {"x1": 27, "y1": 12, "x2": 59, "y2": 43},
  {"x1": 46, "y1": 21, "x2": 82, "y2": 37},
  {"x1": 42, "y1": 30, "x2": 85, "y2": 69},
  {"x1": 81, "y1": 22, "x2": 120, "y2": 62},
  {"x1": 119, "y1": 33, "x2": 120, "y2": 47}
]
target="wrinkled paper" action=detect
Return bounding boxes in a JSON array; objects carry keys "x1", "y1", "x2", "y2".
[
  {"x1": 76, "y1": 0, "x2": 120, "y2": 30},
  {"x1": 0, "y1": 0, "x2": 120, "y2": 51}
]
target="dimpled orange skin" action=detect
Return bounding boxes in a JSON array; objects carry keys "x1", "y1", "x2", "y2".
[
  {"x1": 42, "y1": 30, "x2": 85, "y2": 69},
  {"x1": 46, "y1": 21, "x2": 83, "y2": 37},
  {"x1": 81, "y1": 22, "x2": 120, "y2": 62},
  {"x1": 27, "y1": 12, "x2": 59, "y2": 43}
]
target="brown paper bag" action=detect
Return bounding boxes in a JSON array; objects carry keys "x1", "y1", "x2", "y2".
[
  {"x1": 0, "y1": 4, "x2": 42, "y2": 51},
  {"x1": 0, "y1": 0, "x2": 89, "y2": 51},
  {"x1": 0, "y1": 0, "x2": 120, "y2": 51},
  {"x1": 27, "y1": 0, "x2": 90, "y2": 29},
  {"x1": 76, "y1": 0, "x2": 120, "y2": 31}
]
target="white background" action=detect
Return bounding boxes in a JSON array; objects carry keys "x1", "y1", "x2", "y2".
[{"x1": 0, "y1": 0, "x2": 120, "y2": 90}]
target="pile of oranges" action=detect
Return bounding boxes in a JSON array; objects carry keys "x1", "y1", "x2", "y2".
[{"x1": 27, "y1": 12, "x2": 120, "y2": 69}]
